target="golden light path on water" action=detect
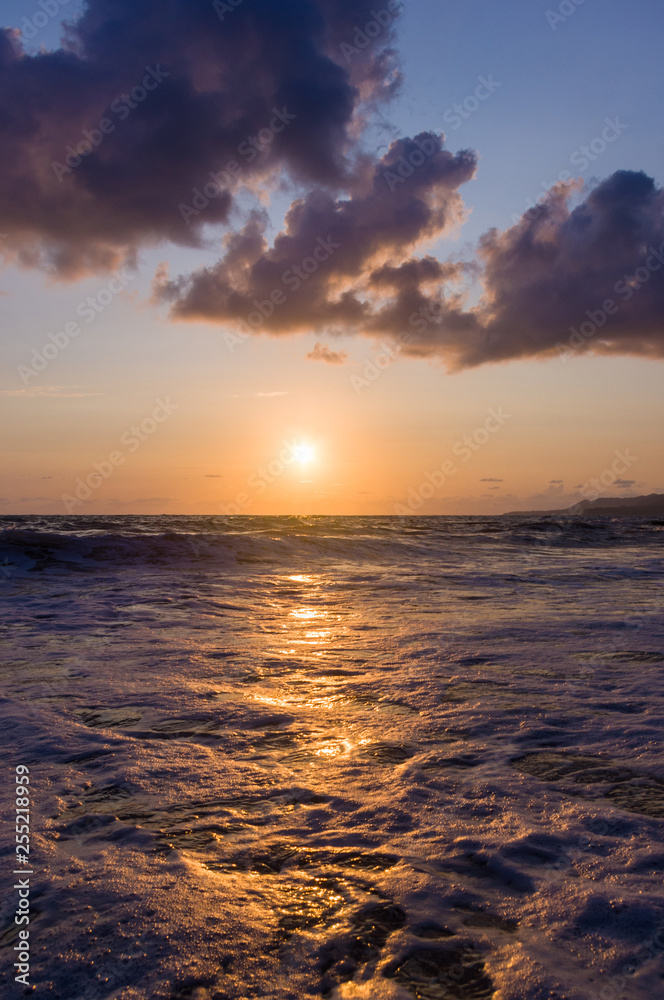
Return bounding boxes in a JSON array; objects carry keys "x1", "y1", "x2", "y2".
[
  {"x1": 204, "y1": 570, "x2": 371, "y2": 766},
  {"x1": 3, "y1": 516, "x2": 663, "y2": 998}
]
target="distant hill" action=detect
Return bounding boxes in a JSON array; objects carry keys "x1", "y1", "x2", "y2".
[{"x1": 505, "y1": 493, "x2": 664, "y2": 518}]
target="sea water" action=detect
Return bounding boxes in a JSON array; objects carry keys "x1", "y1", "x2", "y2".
[{"x1": 1, "y1": 515, "x2": 663, "y2": 999}]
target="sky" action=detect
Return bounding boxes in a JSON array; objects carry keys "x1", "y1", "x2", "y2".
[{"x1": 0, "y1": 0, "x2": 662, "y2": 516}]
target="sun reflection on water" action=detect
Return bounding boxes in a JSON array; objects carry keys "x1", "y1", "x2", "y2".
[
  {"x1": 313, "y1": 742, "x2": 346, "y2": 757},
  {"x1": 289, "y1": 607, "x2": 326, "y2": 621}
]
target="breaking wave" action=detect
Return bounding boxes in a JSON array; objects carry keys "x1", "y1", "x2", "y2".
[{"x1": 0, "y1": 514, "x2": 662, "y2": 575}]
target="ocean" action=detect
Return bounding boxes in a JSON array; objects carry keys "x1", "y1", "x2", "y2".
[{"x1": 1, "y1": 514, "x2": 663, "y2": 1000}]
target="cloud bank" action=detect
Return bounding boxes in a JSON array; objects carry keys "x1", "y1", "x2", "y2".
[
  {"x1": 471, "y1": 171, "x2": 664, "y2": 366},
  {"x1": 158, "y1": 167, "x2": 664, "y2": 368},
  {"x1": 0, "y1": 0, "x2": 402, "y2": 275},
  {"x1": 1, "y1": 1, "x2": 663, "y2": 368},
  {"x1": 154, "y1": 133, "x2": 477, "y2": 344}
]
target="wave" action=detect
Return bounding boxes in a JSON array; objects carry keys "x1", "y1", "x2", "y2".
[{"x1": 0, "y1": 514, "x2": 662, "y2": 576}]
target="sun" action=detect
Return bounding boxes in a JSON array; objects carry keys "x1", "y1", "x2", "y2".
[{"x1": 292, "y1": 442, "x2": 316, "y2": 465}]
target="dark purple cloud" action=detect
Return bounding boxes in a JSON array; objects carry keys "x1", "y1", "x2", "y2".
[
  {"x1": 329, "y1": 167, "x2": 664, "y2": 369},
  {"x1": 159, "y1": 158, "x2": 664, "y2": 367},
  {"x1": 467, "y1": 170, "x2": 664, "y2": 366},
  {"x1": 0, "y1": 0, "x2": 403, "y2": 275},
  {"x1": 154, "y1": 134, "x2": 477, "y2": 339}
]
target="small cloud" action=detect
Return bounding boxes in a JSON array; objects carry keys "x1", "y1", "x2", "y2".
[
  {"x1": 550, "y1": 479, "x2": 563, "y2": 484},
  {"x1": 203, "y1": 475, "x2": 223, "y2": 478},
  {"x1": 227, "y1": 391, "x2": 288, "y2": 398},
  {"x1": 615, "y1": 479, "x2": 637, "y2": 488},
  {"x1": 306, "y1": 343, "x2": 348, "y2": 365},
  {"x1": 0, "y1": 386, "x2": 103, "y2": 398},
  {"x1": 81, "y1": 497, "x2": 178, "y2": 506},
  {"x1": 41, "y1": 476, "x2": 53, "y2": 480},
  {"x1": 480, "y1": 477, "x2": 503, "y2": 483},
  {"x1": 488, "y1": 486, "x2": 501, "y2": 490}
]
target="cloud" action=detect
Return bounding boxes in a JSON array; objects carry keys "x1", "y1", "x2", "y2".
[
  {"x1": 203, "y1": 475, "x2": 223, "y2": 478},
  {"x1": 0, "y1": 5, "x2": 661, "y2": 372},
  {"x1": 227, "y1": 391, "x2": 288, "y2": 398},
  {"x1": 156, "y1": 134, "x2": 476, "y2": 336},
  {"x1": 0, "y1": 0, "x2": 403, "y2": 277},
  {"x1": 306, "y1": 342, "x2": 348, "y2": 364},
  {"x1": 458, "y1": 171, "x2": 664, "y2": 367},
  {"x1": 550, "y1": 479, "x2": 563, "y2": 484},
  {"x1": 66, "y1": 496, "x2": 178, "y2": 506},
  {"x1": 615, "y1": 479, "x2": 637, "y2": 488},
  {"x1": 0, "y1": 387, "x2": 103, "y2": 397},
  {"x1": 159, "y1": 165, "x2": 664, "y2": 370},
  {"x1": 480, "y1": 477, "x2": 503, "y2": 482}
]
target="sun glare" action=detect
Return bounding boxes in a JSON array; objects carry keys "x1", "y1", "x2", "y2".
[{"x1": 292, "y1": 442, "x2": 316, "y2": 465}]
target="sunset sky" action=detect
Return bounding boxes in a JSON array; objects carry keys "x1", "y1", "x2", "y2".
[{"x1": 1, "y1": 0, "x2": 663, "y2": 515}]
